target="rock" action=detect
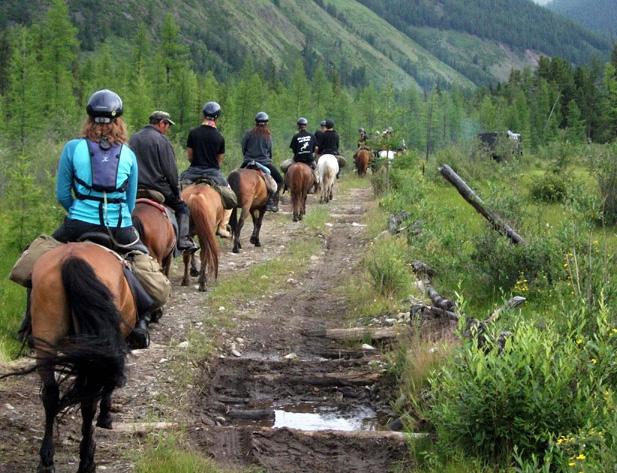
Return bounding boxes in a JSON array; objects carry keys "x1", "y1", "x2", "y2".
[
  {"x1": 384, "y1": 318, "x2": 396, "y2": 326},
  {"x1": 177, "y1": 341, "x2": 189, "y2": 348},
  {"x1": 284, "y1": 353, "x2": 298, "y2": 360},
  {"x1": 260, "y1": 275, "x2": 269, "y2": 280},
  {"x1": 158, "y1": 358, "x2": 168, "y2": 364},
  {"x1": 351, "y1": 222, "x2": 366, "y2": 227},
  {"x1": 235, "y1": 338, "x2": 244, "y2": 344},
  {"x1": 231, "y1": 349, "x2": 242, "y2": 357},
  {"x1": 218, "y1": 306, "x2": 225, "y2": 311},
  {"x1": 4, "y1": 403, "x2": 15, "y2": 411},
  {"x1": 361, "y1": 344, "x2": 376, "y2": 350}
]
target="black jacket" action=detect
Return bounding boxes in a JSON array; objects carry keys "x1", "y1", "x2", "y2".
[{"x1": 128, "y1": 125, "x2": 179, "y2": 198}]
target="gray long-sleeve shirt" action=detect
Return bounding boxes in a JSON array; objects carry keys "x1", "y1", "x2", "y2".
[
  {"x1": 241, "y1": 130, "x2": 273, "y2": 165},
  {"x1": 128, "y1": 125, "x2": 180, "y2": 199}
]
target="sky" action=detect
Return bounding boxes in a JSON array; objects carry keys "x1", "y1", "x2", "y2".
[{"x1": 533, "y1": 0, "x2": 552, "y2": 4}]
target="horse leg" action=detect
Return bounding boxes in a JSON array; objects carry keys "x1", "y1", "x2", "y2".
[
  {"x1": 190, "y1": 252, "x2": 199, "y2": 277},
  {"x1": 181, "y1": 252, "x2": 191, "y2": 286},
  {"x1": 250, "y1": 209, "x2": 261, "y2": 246},
  {"x1": 77, "y1": 399, "x2": 97, "y2": 473},
  {"x1": 38, "y1": 365, "x2": 58, "y2": 473},
  {"x1": 162, "y1": 253, "x2": 172, "y2": 277},
  {"x1": 199, "y1": 247, "x2": 207, "y2": 292},
  {"x1": 96, "y1": 389, "x2": 113, "y2": 429},
  {"x1": 233, "y1": 207, "x2": 248, "y2": 253}
]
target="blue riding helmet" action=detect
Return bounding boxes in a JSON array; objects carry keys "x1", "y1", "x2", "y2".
[{"x1": 86, "y1": 89, "x2": 123, "y2": 124}]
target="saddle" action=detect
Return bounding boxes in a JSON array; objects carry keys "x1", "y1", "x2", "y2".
[
  {"x1": 182, "y1": 177, "x2": 238, "y2": 209},
  {"x1": 243, "y1": 161, "x2": 277, "y2": 193}
]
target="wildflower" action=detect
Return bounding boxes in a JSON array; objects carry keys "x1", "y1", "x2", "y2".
[
  {"x1": 592, "y1": 359, "x2": 597, "y2": 364},
  {"x1": 577, "y1": 454, "x2": 586, "y2": 460},
  {"x1": 568, "y1": 462, "x2": 575, "y2": 466},
  {"x1": 576, "y1": 339, "x2": 583, "y2": 344},
  {"x1": 564, "y1": 263, "x2": 569, "y2": 267}
]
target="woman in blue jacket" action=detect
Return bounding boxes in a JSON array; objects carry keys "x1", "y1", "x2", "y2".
[{"x1": 52, "y1": 89, "x2": 139, "y2": 246}]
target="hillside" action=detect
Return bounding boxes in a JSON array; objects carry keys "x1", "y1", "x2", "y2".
[
  {"x1": 547, "y1": 0, "x2": 617, "y2": 37},
  {"x1": 0, "y1": 0, "x2": 611, "y2": 88}
]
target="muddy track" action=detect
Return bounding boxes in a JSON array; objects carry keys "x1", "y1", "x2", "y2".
[{"x1": 0, "y1": 183, "x2": 410, "y2": 473}]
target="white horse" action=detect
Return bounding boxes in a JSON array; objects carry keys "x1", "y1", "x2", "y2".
[
  {"x1": 377, "y1": 150, "x2": 396, "y2": 160},
  {"x1": 316, "y1": 154, "x2": 339, "y2": 204}
]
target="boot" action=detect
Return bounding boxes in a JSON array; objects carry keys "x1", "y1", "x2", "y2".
[
  {"x1": 265, "y1": 191, "x2": 279, "y2": 212},
  {"x1": 128, "y1": 312, "x2": 150, "y2": 349},
  {"x1": 176, "y1": 212, "x2": 199, "y2": 253},
  {"x1": 17, "y1": 288, "x2": 32, "y2": 347},
  {"x1": 217, "y1": 209, "x2": 233, "y2": 238}
]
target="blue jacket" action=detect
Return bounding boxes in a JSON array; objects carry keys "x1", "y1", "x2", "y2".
[{"x1": 56, "y1": 138, "x2": 138, "y2": 227}]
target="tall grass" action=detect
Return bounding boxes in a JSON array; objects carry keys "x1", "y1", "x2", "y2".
[{"x1": 0, "y1": 247, "x2": 27, "y2": 361}]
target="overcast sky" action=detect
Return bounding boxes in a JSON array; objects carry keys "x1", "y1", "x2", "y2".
[{"x1": 533, "y1": 0, "x2": 552, "y2": 5}]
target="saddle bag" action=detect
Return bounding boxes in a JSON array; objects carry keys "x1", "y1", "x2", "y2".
[
  {"x1": 9, "y1": 235, "x2": 65, "y2": 287},
  {"x1": 127, "y1": 251, "x2": 171, "y2": 311},
  {"x1": 216, "y1": 185, "x2": 238, "y2": 209}
]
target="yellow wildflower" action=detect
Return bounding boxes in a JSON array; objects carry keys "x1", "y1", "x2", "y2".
[
  {"x1": 576, "y1": 339, "x2": 583, "y2": 344},
  {"x1": 592, "y1": 359, "x2": 597, "y2": 364},
  {"x1": 577, "y1": 454, "x2": 586, "y2": 460},
  {"x1": 568, "y1": 462, "x2": 575, "y2": 466}
]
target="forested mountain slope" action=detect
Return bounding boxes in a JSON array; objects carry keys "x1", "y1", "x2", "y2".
[
  {"x1": 547, "y1": 0, "x2": 617, "y2": 37},
  {"x1": 0, "y1": 0, "x2": 611, "y2": 88}
]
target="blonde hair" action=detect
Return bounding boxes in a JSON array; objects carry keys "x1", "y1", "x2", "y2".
[{"x1": 80, "y1": 116, "x2": 128, "y2": 144}]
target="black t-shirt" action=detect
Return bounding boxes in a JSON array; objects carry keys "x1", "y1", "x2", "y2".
[
  {"x1": 319, "y1": 130, "x2": 339, "y2": 154},
  {"x1": 186, "y1": 125, "x2": 225, "y2": 169},
  {"x1": 314, "y1": 130, "x2": 324, "y2": 149},
  {"x1": 289, "y1": 130, "x2": 317, "y2": 163}
]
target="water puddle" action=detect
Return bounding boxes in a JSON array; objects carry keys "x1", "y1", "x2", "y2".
[{"x1": 268, "y1": 404, "x2": 377, "y2": 431}]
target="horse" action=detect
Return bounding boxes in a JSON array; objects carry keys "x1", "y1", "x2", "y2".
[
  {"x1": 4, "y1": 243, "x2": 135, "y2": 473},
  {"x1": 132, "y1": 200, "x2": 175, "y2": 276},
  {"x1": 354, "y1": 148, "x2": 371, "y2": 177},
  {"x1": 285, "y1": 161, "x2": 314, "y2": 221},
  {"x1": 181, "y1": 184, "x2": 222, "y2": 292},
  {"x1": 317, "y1": 154, "x2": 339, "y2": 204},
  {"x1": 227, "y1": 168, "x2": 268, "y2": 253}
]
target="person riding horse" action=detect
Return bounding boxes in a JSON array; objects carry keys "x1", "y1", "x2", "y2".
[
  {"x1": 281, "y1": 117, "x2": 319, "y2": 187},
  {"x1": 180, "y1": 101, "x2": 235, "y2": 238},
  {"x1": 317, "y1": 118, "x2": 346, "y2": 177},
  {"x1": 240, "y1": 111, "x2": 283, "y2": 212},
  {"x1": 18, "y1": 89, "x2": 150, "y2": 344},
  {"x1": 129, "y1": 110, "x2": 198, "y2": 253}
]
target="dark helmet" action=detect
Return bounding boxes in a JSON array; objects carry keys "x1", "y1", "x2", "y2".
[
  {"x1": 325, "y1": 118, "x2": 334, "y2": 129},
  {"x1": 320, "y1": 120, "x2": 326, "y2": 127},
  {"x1": 255, "y1": 111, "x2": 269, "y2": 123},
  {"x1": 359, "y1": 127, "x2": 365, "y2": 132},
  {"x1": 86, "y1": 89, "x2": 123, "y2": 123},
  {"x1": 297, "y1": 117, "x2": 308, "y2": 126},
  {"x1": 203, "y1": 101, "x2": 221, "y2": 119}
]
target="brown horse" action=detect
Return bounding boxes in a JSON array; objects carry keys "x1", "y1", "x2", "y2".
[
  {"x1": 354, "y1": 148, "x2": 371, "y2": 177},
  {"x1": 132, "y1": 199, "x2": 175, "y2": 276},
  {"x1": 285, "y1": 162, "x2": 314, "y2": 221},
  {"x1": 181, "y1": 184, "x2": 222, "y2": 291},
  {"x1": 6, "y1": 243, "x2": 135, "y2": 473},
  {"x1": 227, "y1": 168, "x2": 268, "y2": 253}
]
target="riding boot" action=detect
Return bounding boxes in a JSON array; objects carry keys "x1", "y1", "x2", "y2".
[
  {"x1": 265, "y1": 190, "x2": 279, "y2": 212},
  {"x1": 17, "y1": 288, "x2": 32, "y2": 347},
  {"x1": 128, "y1": 312, "x2": 151, "y2": 349},
  {"x1": 217, "y1": 209, "x2": 233, "y2": 239},
  {"x1": 176, "y1": 212, "x2": 199, "y2": 253}
]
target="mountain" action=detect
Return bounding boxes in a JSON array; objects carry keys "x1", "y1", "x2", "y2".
[
  {"x1": 547, "y1": 0, "x2": 617, "y2": 37},
  {"x1": 0, "y1": 0, "x2": 611, "y2": 89}
]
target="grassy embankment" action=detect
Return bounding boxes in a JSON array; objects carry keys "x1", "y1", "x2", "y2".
[{"x1": 356, "y1": 142, "x2": 617, "y2": 472}]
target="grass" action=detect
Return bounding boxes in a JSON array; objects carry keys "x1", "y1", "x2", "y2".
[{"x1": 0, "y1": 247, "x2": 28, "y2": 361}]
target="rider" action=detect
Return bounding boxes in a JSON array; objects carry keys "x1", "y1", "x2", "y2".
[
  {"x1": 180, "y1": 101, "x2": 234, "y2": 238},
  {"x1": 314, "y1": 120, "x2": 327, "y2": 150},
  {"x1": 240, "y1": 111, "x2": 283, "y2": 212},
  {"x1": 357, "y1": 127, "x2": 369, "y2": 148},
  {"x1": 318, "y1": 119, "x2": 345, "y2": 177},
  {"x1": 19, "y1": 89, "x2": 149, "y2": 345},
  {"x1": 128, "y1": 110, "x2": 198, "y2": 252}
]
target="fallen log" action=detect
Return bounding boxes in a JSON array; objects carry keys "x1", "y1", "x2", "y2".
[
  {"x1": 303, "y1": 326, "x2": 407, "y2": 341},
  {"x1": 110, "y1": 422, "x2": 178, "y2": 434},
  {"x1": 439, "y1": 164, "x2": 526, "y2": 245},
  {"x1": 252, "y1": 371, "x2": 383, "y2": 386},
  {"x1": 253, "y1": 426, "x2": 429, "y2": 441},
  {"x1": 313, "y1": 348, "x2": 380, "y2": 359}
]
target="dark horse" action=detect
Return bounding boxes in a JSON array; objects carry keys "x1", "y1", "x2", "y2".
[
  {"x1": 228, "y1": 168, "x2": 268, "y2": 253},
  {"x1": 181, "y1": 184, "x2": 222, "y2": 291},
  {"x1": 285, "y1": 162, "x2": 314, "y2": 222},
  {"x1": 354, "y1": 148, "x2": 371, "y2": 178},
  {"x1": 132, "y1": 199, "x2": 175, "y2": 276},
  {"x1": 3, "y1": 243, "x2": 135, "y2": 473}
]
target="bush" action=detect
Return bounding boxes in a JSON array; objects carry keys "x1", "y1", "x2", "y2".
[
  {"x1": 588, "y1": 142, "x2": 617, "y2": 225},
  {"x1": 529, "y1": 172, "x2": 570, "y2": 203},
  {"x1": 427, "y1": 305, "x2": 617, "y2": 462}
]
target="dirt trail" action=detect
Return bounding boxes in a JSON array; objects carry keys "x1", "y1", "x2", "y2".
[{"x1": 0, "y1": 182, "x2": 410, "y2": 473}]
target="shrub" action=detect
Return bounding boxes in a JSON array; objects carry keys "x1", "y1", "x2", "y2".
[
  {"x1": 363, "y1": 237, "x2": 413, "y2": 298},
  {"x1": 529, "y1": 172, "x2": 570, "y2": 203},
  {"x1": 427, "y1": 305, "x2": 617, "y2": 462},
  {"x1": 588, "y1": 142, "x2": 617, "y2": 225}
]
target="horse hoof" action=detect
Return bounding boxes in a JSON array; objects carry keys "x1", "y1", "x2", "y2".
[
  {"x1": 96, "y1": 415, "x2": 113, "y2": 430},
  {"x1": 127, "y1": 327, "x2": 150, "y2": 349},
  {"x1": 37, "y1": 464, "x2": 55, "y2": 473},
  {"x1": 181, "y1": 279, "x2": 189, "y2": 286},
  {"x1": 77, "y1": 460, "x2": 96, "y2": 473},
  {"x1": 233, "y1": 247, "x2": 240, "y2": 254},
  {"x1": 199, "y1": 286, "x2": 207, "y2": 292},
  {"x1": 190, "y1": 268, "x2": 199, "y2": 277}
]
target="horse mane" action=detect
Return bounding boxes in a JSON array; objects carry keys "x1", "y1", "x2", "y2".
[{"x1": 186, "y1": 190, "x2": 219, "y2": 279}]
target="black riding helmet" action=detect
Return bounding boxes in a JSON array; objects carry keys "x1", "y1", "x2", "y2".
[
  {"x1": 86, "y1": 89, "x2": 123, "y2": 124},
  {"x1": 255, "y1": 111, "x2": 269, "y2": 123},
  {"x1": 297, "y1": 117, "x2": 308, "y2": 126},
  {"x1": 203, "y1": 101, "x2": 221, "y2": 119},
  {"x1": 359, "y1": 127, "x2": 365, "y2": 132},
  {"x1": 325, "y1": 119, "x2": 334, "y2": 129},
  {"x1": 320, "y1": 120, "x2": 326, "y2": 127}
]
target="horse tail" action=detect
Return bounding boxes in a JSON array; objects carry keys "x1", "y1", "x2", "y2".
[
  {"x1": 187, "y1": 192, "x2": 219, "y2": 279},
  {"x1": 54, "y1": 256, "x2": 128, "y2": 412},
  {"x1": 229, "y1": 206, "x2": 238, "y2": 239}
]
